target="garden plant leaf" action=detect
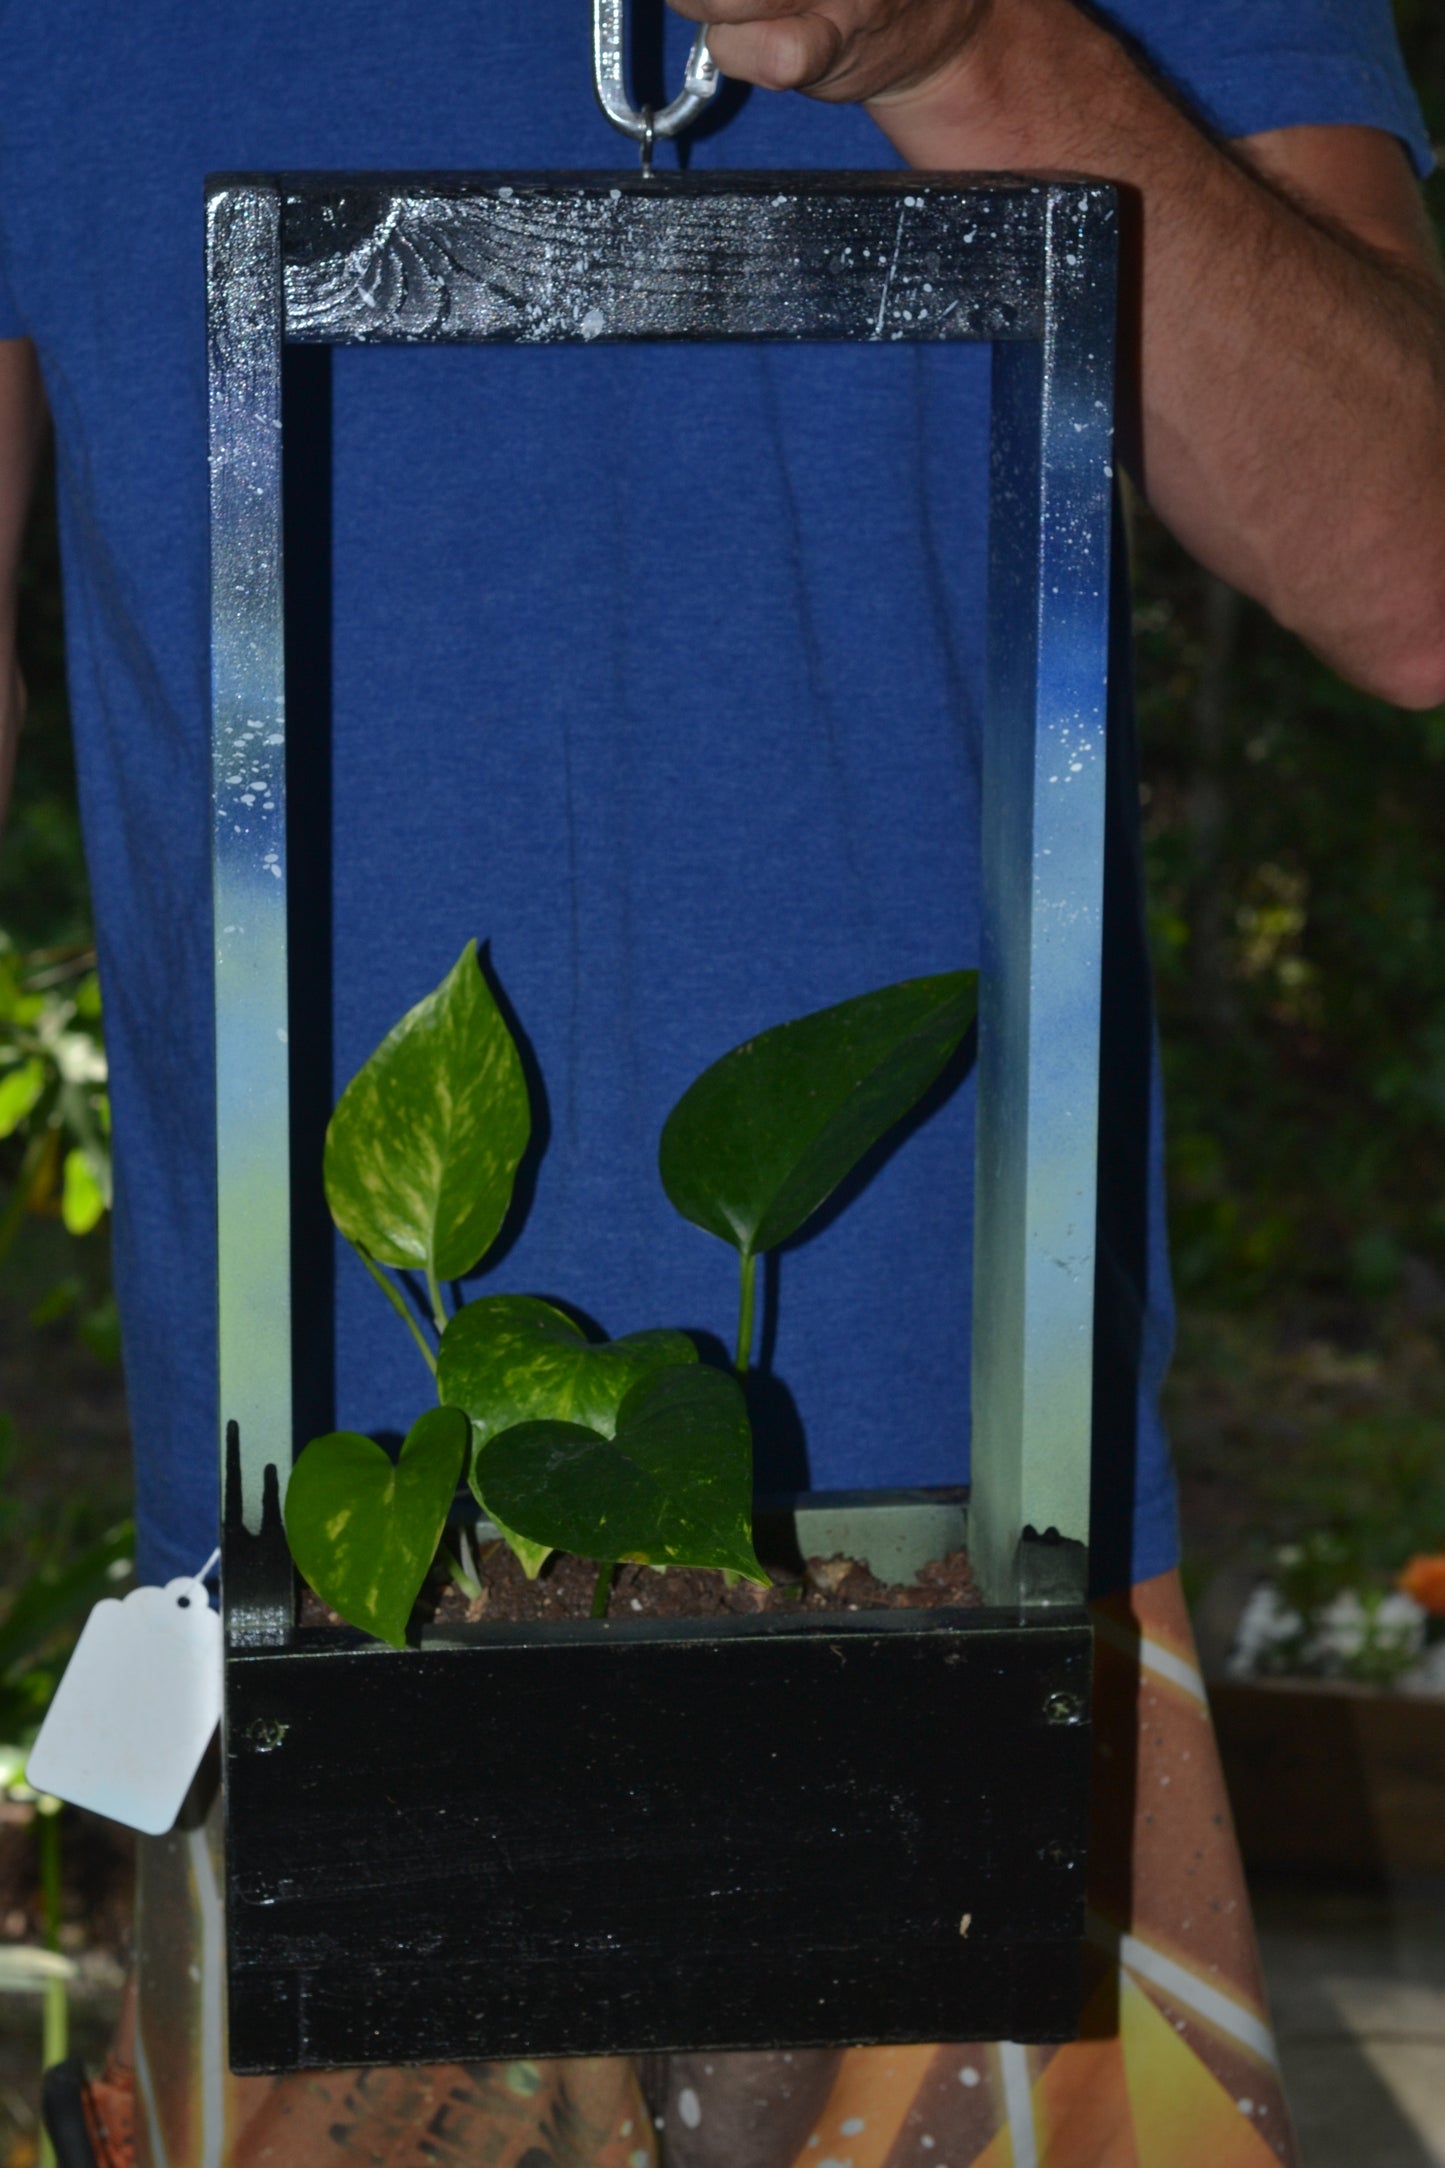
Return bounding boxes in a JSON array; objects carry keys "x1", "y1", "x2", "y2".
[
  {"x1": 324, "y1": 942, "x2": 529, "y2": 1283},
  {"x1": 61, "y1": 1147, "x2": 106, "y2": 1236},
  {"x1": 659, "y1": 971, "x2": 977, "y2": 1259},
  {"x1": 0, "y1": 1059, "x2": 46, "y2": 1139},
  {"x1": 283, "y1": 1405, "x2": 470, "y2": 1648},
  {"x1": 439, "y1": 1294, "x2": 697, "y2": 1443},
  {"x1": 440, "y1": 1295, "x2": 697, "y2": 1577},
  {"x1": 473, "y1": 1364, "x2": 766, "y2": 1582}
]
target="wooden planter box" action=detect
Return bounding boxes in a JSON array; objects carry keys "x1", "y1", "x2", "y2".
[
  {"x1": 210, "y1": 172, "x2": 1118, "y2": 2070},
  {"x1": 1210, "y1": 1676, "x2": 1445, "y2": 1876},
  {"x1": 226, "y1": 1487, "x2": 1091, "y2": 2071}
]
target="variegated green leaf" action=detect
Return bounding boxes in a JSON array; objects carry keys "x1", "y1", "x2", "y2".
[
  {"x1": 473, "y1": 1365, "x2": 766, "y2": 1582},
  {"x1": 439, "y1": 1294, "x2": 696, "y2": 1443},
  {"x1": 324, "y1": 942, "x2": 530, "y2": 1284},
  {"x1": 439, "y1": 1295, "x2": 698, "y2": 1577},
  {"x1": 284, "y1": 1405, "x2": 469, "y2": 1649},
  {"x1": 475, "y1": 1508, "x2": 553, "y2": 1584}
]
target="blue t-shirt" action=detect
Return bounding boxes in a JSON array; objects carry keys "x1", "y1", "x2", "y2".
[{"x1": 0, "y1": 4, "x2": 1429, "y2": 1591}]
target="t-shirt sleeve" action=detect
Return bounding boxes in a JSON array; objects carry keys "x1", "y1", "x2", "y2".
[
  {"x1": 1092, "y1": 0, "x2": 1434, "y2": 177},
  {"x1": 0, "y1": 246, "x2": 24, "y2": 340}
]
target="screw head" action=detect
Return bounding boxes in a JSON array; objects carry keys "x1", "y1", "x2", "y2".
[
  {"x1": 243, "y1": 1716, "x2": 289, "y2": 1753},
  {"x1": 1044, "y1": 1689, "x2": 1084, "y2": 1725}
]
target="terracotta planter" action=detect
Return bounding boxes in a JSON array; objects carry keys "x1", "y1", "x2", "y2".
[{"x1": 1209, "y1": 1674, "x2": 1445, "y2": 1875}]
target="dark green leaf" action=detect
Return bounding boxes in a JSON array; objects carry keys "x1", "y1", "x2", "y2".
[
  {"x1": 473, "y1": 1365, "x2": 765, "y2": 1581},
  {"x1": 283, "y1": 1405, "x2": 469, "y2": 1648},
  {"x1": 440, "y1": 1295, "x2": 697, "y2": 1578},
  {"x1": 28, "y1": 1277, "x2": 81, "y2": 1329},
  {"x1": 659, "y1": 972, "x2": 977, "y2": 1258},
  {"x1": 323, "y1": 942, "x2": 530, "y2": 1283},
  {"x1": 78, "y1": 1293, "x2": 122, "y2": 1368}
]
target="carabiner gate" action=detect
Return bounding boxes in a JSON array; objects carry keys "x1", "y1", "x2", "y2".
[{"x1": 592, "y1": 0, "x2": 720, "y2": 172}]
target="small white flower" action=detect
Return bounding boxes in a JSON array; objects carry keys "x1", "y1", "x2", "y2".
[
  {"x1": 53, "y1": 1031, "x2": 108, "y2": 1086},
  {"x1": 1399, "y1": 1642, "x2": 1445, "y2": 1697},
  {"x1": 1305, "y1": 1589, "x2": 1424, "y2": 1680},
  {"x1": 1228, "y1": 1585, "x2": 1304, "y2": 1676},
  {"x1": 1311, "y1": 1591, "x2": 1371, "y2": 1662}
]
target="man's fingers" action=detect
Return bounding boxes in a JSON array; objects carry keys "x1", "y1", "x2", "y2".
[
  {"x1": 703, "y1": 15, "x2": 846, "y2": 92},
  {"x1": 666, "y1": 0, "x2": 990, "y2": 104}
]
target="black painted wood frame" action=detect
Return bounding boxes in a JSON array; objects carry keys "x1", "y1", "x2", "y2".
[{"x1": 209, "y1": 172, "x2": 1116, "y2": 2072}]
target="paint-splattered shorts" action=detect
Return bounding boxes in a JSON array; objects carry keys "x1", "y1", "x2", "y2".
[{"x1": 105, "y1": 1572, "x2": 1299, "y2": 2168}]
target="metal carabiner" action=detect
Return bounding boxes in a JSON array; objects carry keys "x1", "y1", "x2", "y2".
[{"x1": 592, "y1": 0, "x2": 720, "y2": 172}]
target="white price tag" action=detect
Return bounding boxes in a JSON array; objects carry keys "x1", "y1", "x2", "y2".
[{"x1": 27, "y1": 1576, "x2": 222, "y2": 1836}]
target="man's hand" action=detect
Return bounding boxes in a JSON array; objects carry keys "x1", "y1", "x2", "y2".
[
  {"x1": 666, "y1": 0, "x2": 990, "y2": 104},
  {"x1": 667, "y1": 0, "x2": 1445, "y2": 709},
  {"x1": 0, "y1": 340, "x2": 46, "y2": 836}
]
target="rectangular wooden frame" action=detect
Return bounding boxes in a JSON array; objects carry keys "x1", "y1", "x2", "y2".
[{"x1": 210, "y1": 171, "x2": 1116, "y2": 2072}]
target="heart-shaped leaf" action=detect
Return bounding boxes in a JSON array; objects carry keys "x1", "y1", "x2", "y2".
[
  {"x1": 283, "y1": 1404, "x2": 469, "y2": 1648},
  {"x1": 324, "y1": 942, "x2": 530, "y2": 1284},
  {"x1": 660, "y1": 971, "x2": 977, "y2": 1260},
  {"x1": 473, "y1": 1365, "x2": 766, "y2": 1582},
  {"x1": 439, "y1": 1295, "x2": 698, "y2": 1578},
  {"x1": 439, "y1": 1294, "x2": 697, "y2": 1443}
]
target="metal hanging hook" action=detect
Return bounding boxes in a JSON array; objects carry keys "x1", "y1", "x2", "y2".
[{"x1": 593, "y1": 0, "x2": 720, "y2": 169}]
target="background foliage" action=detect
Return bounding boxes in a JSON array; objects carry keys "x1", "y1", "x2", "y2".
[
  {"x1": 1136, "y1": 6, "x2": 1445, "y2": 1591},
  {"x1": 1139, "y1": 9, "x2": 1444, "y2": 1311}
]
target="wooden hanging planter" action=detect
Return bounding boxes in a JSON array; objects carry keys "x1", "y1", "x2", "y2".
[
  {"x1": 227, "y1": 1481, "x2": 1091, "y2": 2069},
  {"x1": 210, "y1": 172, "x2": 1118, "y2": 2073}
]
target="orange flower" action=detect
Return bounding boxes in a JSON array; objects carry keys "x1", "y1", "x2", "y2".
[{"x1": 1397, "y1": 1554, "x2": 1445, "y2": 1615}]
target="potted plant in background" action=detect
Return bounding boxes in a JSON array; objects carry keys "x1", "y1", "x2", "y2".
[{"x1": 1211, "y1": 1528, "x2": 1445, "y2": 1875}]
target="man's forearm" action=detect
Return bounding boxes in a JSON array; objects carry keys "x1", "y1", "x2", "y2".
[
  {"x1": 679, "y1": 0, "x2": 1445, "y2": 705},
  {"x1": 0, "y1": 339, "x2": 47, "y2": 832},
  {"x1": 863, "y1": 0, "x2": 1445, "y2": 705}
]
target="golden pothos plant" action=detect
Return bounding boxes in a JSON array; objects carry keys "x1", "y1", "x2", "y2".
[{"x1": 284, "y1": 942, "x2": 976, "y2": 1646}]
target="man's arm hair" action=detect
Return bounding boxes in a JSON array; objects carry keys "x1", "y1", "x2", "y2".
[
  {"x1": 0, "y1": 339, "x2": 47, "y2": 835},
  {"x1": 878, "y1": 11, "x2": 1445, "y2": 707},
  {"x1": 674, "y1": 0, "x2": 1445, "y2": 707}
]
